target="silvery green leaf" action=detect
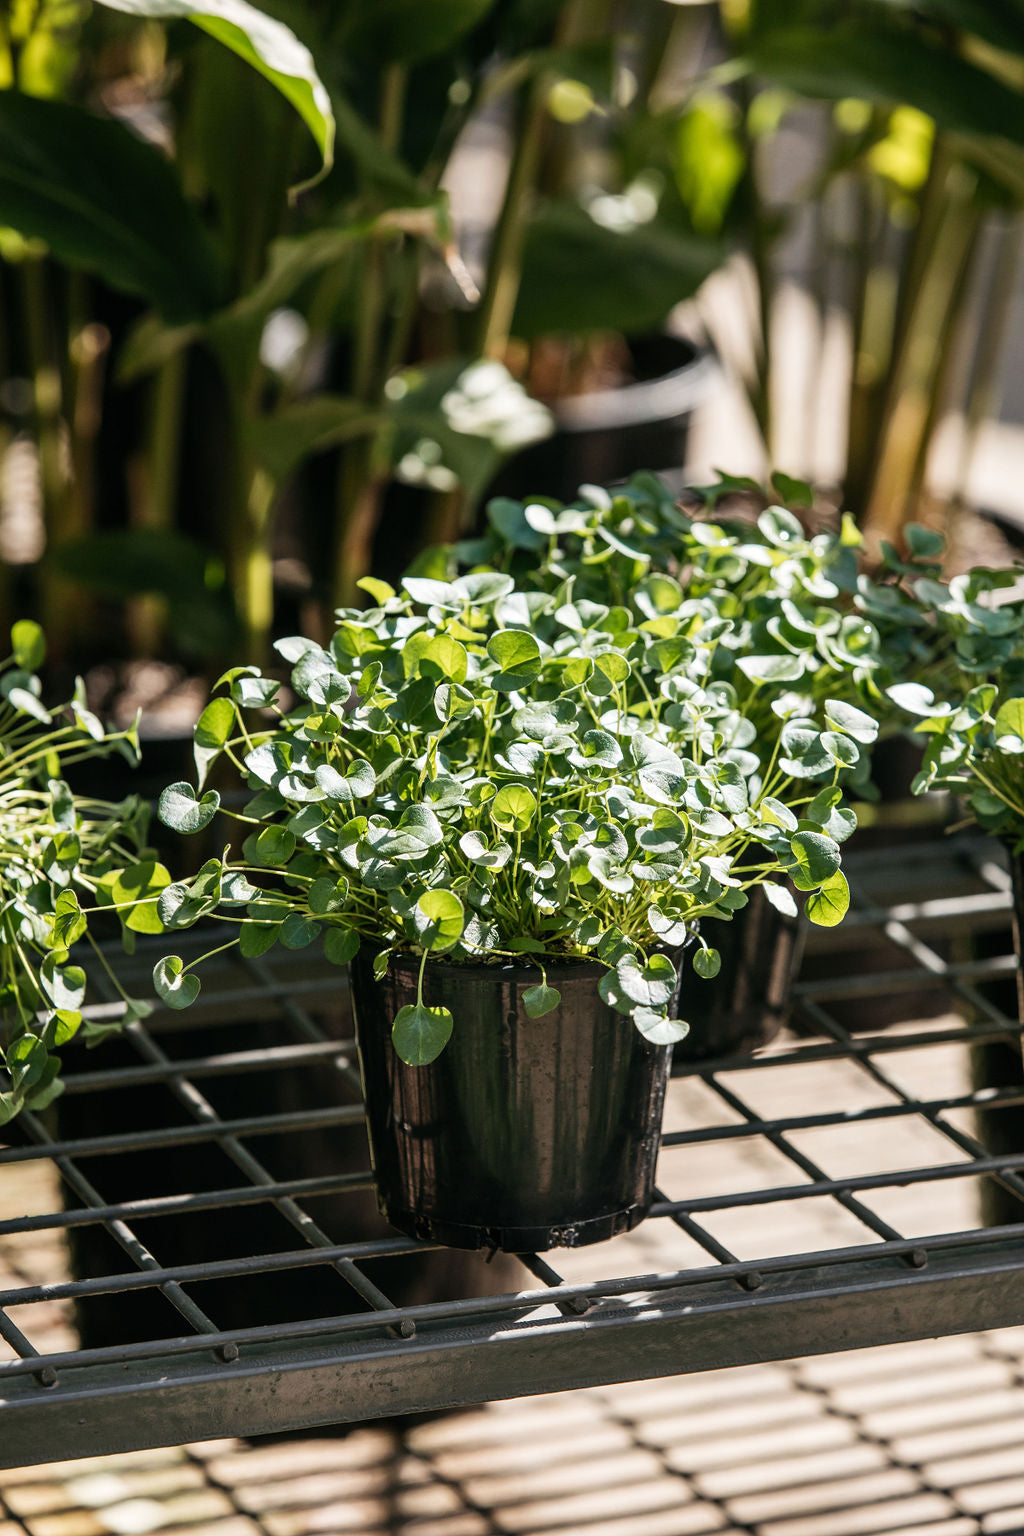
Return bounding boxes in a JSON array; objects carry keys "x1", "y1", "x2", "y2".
[
  {"x1": 647, "y1": 905, "x2": 690, "y2": 944},
  {"x1": 736, "y1": 652, "x2": 806, "y2": 684},
  {"x1": 459, "y1": 830, "x2": 512, "y2": 870},
  {"x1": 821, "y1": 731, "x2": 860, "y2": 767},
  {"x1": 886, "y1": 682, "x2": 951, "y2": 717},
  {"x1": 693, "y1": 946, "x2": 721, "y2": 979},
  {"x1": 316, "y1": 759, "x2": 375, "y2": 801},
  {"x1": 633, "y1": 1008, "x2": 690, "y2": 1045},
  {"x1": 762, "y1": 882, "x2": 798, "y2": 917},
  {"x1": 788, "y1": 830, "x2": 841, "y2": 891},
  {"x1": 824, "y1": 698, "x2": 879, "y2": 744},
  {"x1": 158, "y1": 781, "x2": 220, "y2": 833},
  {"x1": 274, "y1": 635, "x2": 320, "y2": 663},
  {"x1": 153, "y1": 955, "x2": 200, "y2": 1009},
  {"x1": 615, "y1": 953, "x2": 677, "y2": 1009}
]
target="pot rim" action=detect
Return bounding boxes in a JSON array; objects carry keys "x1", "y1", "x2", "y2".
[
  {"x1": 363, "y1": 938, "x2": 692, "y2": 988},
  {"x1": 552, "y1": 340, "x2": 719, "y2": 432}
]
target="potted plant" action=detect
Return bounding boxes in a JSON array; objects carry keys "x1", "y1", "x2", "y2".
[
  {"x1": 154, "y1": 559, "x2": 876, "y2": 1251},
  {"x1": 0, "y1": 622, "x2": 164, "y2": 1126},
  {"x1": 889, "y1": 569, "x2": 1024, "y2": 1016},
  {"x1": 442, "y1": 468, "x2": 951, "y2": 1054}
]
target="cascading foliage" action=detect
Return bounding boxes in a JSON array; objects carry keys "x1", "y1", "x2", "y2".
[
  {"x1": 0, "y1": 623, "x2": 162, "y2": 1125},
  {"x1": 156, "y1": 547, "x2": 879, "y2": 1064}
]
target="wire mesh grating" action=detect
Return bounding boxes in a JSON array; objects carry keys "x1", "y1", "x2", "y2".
[{"x1": 0, "y1": 835, "x2": 1022, "y2": 1467}]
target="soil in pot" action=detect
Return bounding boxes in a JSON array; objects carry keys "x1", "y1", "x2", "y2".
[{"x1": 352, "y1": 949, "x2": 682, "y2": 1253}]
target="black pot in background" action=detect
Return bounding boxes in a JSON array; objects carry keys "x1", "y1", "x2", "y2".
[
  {"x1": 675, "y1": 887, "x2": 805, "y2": 1062},
  {"x1": 488, "y1": 334, "x2": 717, "y2": 506},
  {"x1": 352, "y1": 951, "x2": 680, "y2": 1253},
  {"x1": 1011, "y1": 851, "x2": 1024, "y2": 1027}
]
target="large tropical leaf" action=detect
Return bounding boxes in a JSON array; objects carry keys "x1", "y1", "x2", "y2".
[
  {"x1": 343, "y1": 0, "x2": 498, "y2": 64},
  {"x1": 513, "y1": 199, "x2": 724, "y2": 338},
  {"x1": 94, "y1": 0, "x2": 335, "y2": 187},
  {"x1": 747, "y1": 22, "x2": 1024, "y2": 145},
  {"x1": 885, "y1": 0, "x2": 1024, "y2": 57},
  {"x1": 0, "y1": 92, "x2": 225, "y2": 322}
]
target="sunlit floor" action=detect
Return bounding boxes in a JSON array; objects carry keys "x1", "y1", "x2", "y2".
[{"x1": 3, "y1": 1021, "x2": 1024, "y2": 1536}]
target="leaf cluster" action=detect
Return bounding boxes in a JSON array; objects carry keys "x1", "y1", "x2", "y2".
[
  {"x1": 882, "y1": 569, "x2": 1024, "y2": 849},
  {"x1": 0, "y1": 624, "x2": 159, "y2": 1125}
]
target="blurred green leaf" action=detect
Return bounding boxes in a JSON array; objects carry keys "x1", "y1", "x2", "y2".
[
  {"x1": 0, "y1": 92, "x2": 225, "y2": 322},
  {"x1": 243, "y1": 397, "x2": 380, "y2": 482},
  {"x1": 514, "y1": 199, "x2": 724, "y2": 338},
  {"x1": 95, "y1": 0, "x2": 335, "y2": 187},
  {"x1": 344, "y1": 0, "x2": 498, "y2": 63},
  {"x1": 747, "y1": 23, "x2": 1024, "y2": 145}
]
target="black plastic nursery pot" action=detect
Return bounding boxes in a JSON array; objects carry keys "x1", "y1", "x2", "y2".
[
  {"x1": 674, "y1": 885, "x2": 805, "y2": 1062},
  {"x1": 488, "y1": 334, "x2": 718, "y2": 506},
  {"x1": 1012, "y1": 851, "x2": 1024, "y2": 1027},
  {"x1": 351, "y1": 950, "x2": 681, "y2": 1253}
]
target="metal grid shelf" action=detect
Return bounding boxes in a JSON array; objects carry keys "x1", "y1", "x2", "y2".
[{"x1": 1, "y1": 837, "x2": 1022, "y2": 1469}]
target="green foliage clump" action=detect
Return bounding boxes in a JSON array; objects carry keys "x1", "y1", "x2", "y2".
[
  {"x1": 0, "y1": 624, "x2": 161, "y2": 1125},
  {"x1": 156, "y1": 552, "x2": 878, "y2": 1064}
]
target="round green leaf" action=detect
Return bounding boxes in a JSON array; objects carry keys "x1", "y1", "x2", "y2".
[
  {"x1": 693, "y1": 946, "x2": 722, "y2": 980},
  {"x1": 824, "y1": 698, "x2": 879, "y2": 744},
  {"x1": 523, "y1": 982, "x2": 560, "y2": 1018},
  {"x1": 280, "y1": 912, "x2": 320, "y2": 949},
  {"x1": 994, "y1": 697, "x2": 1024, "y2": 749},
  {"x1": 633, "y1": 1008, "x2": 690, "y2": 1045},
  {"x1": 806, "y1": 870, "x2": 850, "y2": 928},
  {"x1": 486, "y1": 629, "x2": 543, "y2": 690},
  {"x1": 246, "y1": 826, "x2": 297, "y2": 867},
  {"x1": 194, "y1": 696, "x2": 236, "y2": 786},
  {"x1": 309, "y1": 876, "x2": 349, "y2": 915},
  {"x1": 11, "y1": 619, "x2": 45, "y2": 671},
  {"x1": 40, "y1": 954, "x2": 87, "y2": 1011},
  {"x1": 158, "y1": 781, "x2": 221, "y2": 834},
  {"x1": 324, "y1": 927, "x2": 360, "y2": 965},
  {"x1": 416, "y1": 890, "x2": 464, "y2": 952},
  {"x1": 392, "y1": 1001, "x2": 454, "y2": 1065},
  {"x1": 490, "y1": 784, "x2": 537, "y2": 833},
  {"x1": 615, "y1": 953, "x2": 678, "y2": 1008},
  {"x1": 788, "y1": 830, "x2": 841, "y2": 891},
  {"x1": 52, "y1": 890, "x2": 86, "y2": 948},
  {"x1": 316, "y1": 759, "x2": 376, "y2": 800},
  {"x1": 153, "y1": 955, "x2": 200, "y2": 1010}
]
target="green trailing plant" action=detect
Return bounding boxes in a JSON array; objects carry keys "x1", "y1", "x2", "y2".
[
  {"x1": 0, "y1": 622, "x2": 168, "y2": 1125},
  {"x1": 884, "y1": 570, "x2": 1024, "y2": 849},
  {"x1": 443, "y1": 469, "x2": 966, "y2": 796},
  {"x1": 153, "y1": 543, "x2": 882, "y2": 1063}
]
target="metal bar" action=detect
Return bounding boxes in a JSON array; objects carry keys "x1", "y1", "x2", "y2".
[
  {"x1": 58, "y1": 1039, "x2": 356, "y2": 1093},
  {"x1": 699, "y1": 1074, "x2": 910, "y2": 1248},
  {"x1": 117, "y1": 1012, "x2": 414, "y2": 1334},
  {"x1": 0, "y1": 1103, "x2": 364, "y2": 1165},
  {"x1": 12, "y1": 1108, "x2": 228, "y2": 1358},
  {"x1": 11, "y1": 1218, "x2": 1024, "y2": 1385},
  {"x1": 0, "y1": 1171, "x2": 375, "y2": 1238},
  {"x1": 662, "y1": 1081, "x2": 1024, "y2": 1145},
  {"x1": 4, "y1": 1239, "x2": 1024, "y2": 1467}
]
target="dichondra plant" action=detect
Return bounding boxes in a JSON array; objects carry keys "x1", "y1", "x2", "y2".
[
  {"x1": 0, "y1": 623, "x2": 164, "y2": 1125},
  {"x1": 155, "y1": 557, "x2": 878, "y2": 1064}
]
